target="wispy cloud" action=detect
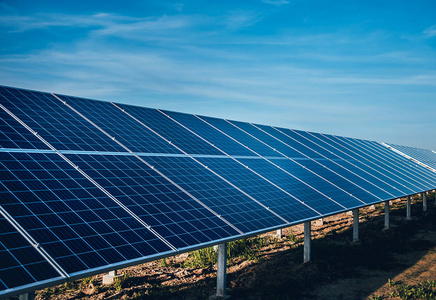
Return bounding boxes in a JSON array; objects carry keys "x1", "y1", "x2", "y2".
[
  {"x1": 262, "y1": 0, "x2": 289, "y2": 6},
  {"x1": 423, "y1": 25, "x2": 436, "y2": 38}
]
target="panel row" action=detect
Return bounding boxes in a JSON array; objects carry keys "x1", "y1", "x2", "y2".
[
  {"x1": 387, "y1": 143, "x2": 436, "y2": 170},
  {"x1": 1, "y1": 85, "x2": 436, "y2": 296}
]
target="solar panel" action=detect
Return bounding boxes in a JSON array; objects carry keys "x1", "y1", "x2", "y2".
[
  {"x1": 0, "y1": 151, "x2": 172, "y2": 275},
  {"x1": 387, "y1": 143, "x2": 436, "y2": 171},
  {"x1": 0, "y1": 108, "x2": 49, "y2": 150},
  {"x1": 0, "y1": 87, "x2": 125, "y2": 152},
  {"x1": 197, "y1": 116, "x2": 279, "y2": 157},
  {"x1": 0, "y1": 214, "x2": 62, "y2": 292},
  {"x1": 195, "y1": 156, "x2": 321, "y2": 222},
  {"x1": 143, "y1": 155, "x2": 286, "y2": 233},
  {"x1": 160, "y1": 110, "x2": 257, "y2": 156},
  {"x1": 54, "y1": 94, "x2": 182, "y2": 155},
  {"x1": 64, "y1": 153, "x2": 240, "y2": 249},
  {"x1": 1, "y1": 84, "x2": 436, "y2": 298},
  {"x1": 115, "y1": 104, "x2": 224, "y2": 156}
]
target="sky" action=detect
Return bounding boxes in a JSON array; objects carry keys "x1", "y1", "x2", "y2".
[{"x1": 1, "y1": 0, "x2": 435, "y2": 149}]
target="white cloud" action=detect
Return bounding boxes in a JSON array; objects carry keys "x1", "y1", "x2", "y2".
[
  {"x1": 423, "y1": 25, "x2": 436, "y2": 38},
  {"x1": 262, "y1": 0, "x2": 289, "y2": 6}
]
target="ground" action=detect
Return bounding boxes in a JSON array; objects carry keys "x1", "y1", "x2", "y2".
[{"x1": 11, "y1": 193, "x2": 436, "y2": 300}]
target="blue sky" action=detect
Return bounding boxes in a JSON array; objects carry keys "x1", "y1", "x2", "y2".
[{"x1": 1, "y1": 1, "x2": 436, "y2": 149}]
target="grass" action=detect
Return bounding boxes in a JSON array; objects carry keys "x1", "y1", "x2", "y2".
[{"x1": 385, "y1": 279, "x2": 436, "y2": 299}]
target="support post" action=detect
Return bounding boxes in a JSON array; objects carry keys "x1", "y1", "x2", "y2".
[
  {"x1": 103, "y1": 270, "x2": 121, "y2": 285},
  {"x1": 19, "y1": 293, "x2": 35, "y2": 300},
  {"x1": 276, "y1": 228, "x2": 282, "y2": 238},
  {"x1": 384, "y1": 201, "x2": 390, "y2": 230},
  {"x1": 304, "y1": 221, "x2": 311, "y2": 262},
  {"x1": 406, "y1": 195, "x2": 412, "y2": 220},
  {"x1": 353, "y1": 208, "x2": 359, "y2": 242},
  {"x1": 214, "y1": 243, "x2": 228, "y2": 299},
  {"x1": 423, "y1": 192, "x2": 428, "y2": 212}
]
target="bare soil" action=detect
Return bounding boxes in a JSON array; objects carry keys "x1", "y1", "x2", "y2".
[{"x1": 16, "y1": 194, "x2": 436, "y2": 300}]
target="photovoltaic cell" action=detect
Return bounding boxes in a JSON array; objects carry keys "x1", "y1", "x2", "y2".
[
  {"x1": 227, "y1": 120, "x2": 306, "y2": 159},
  {"x1": 55, "y1": 95, "x2": 182, "y2": 155},
  {"x1": 293, "y1": 131, "x2": 410, "y2": 198},
  {"x1": 0, "y1": 86, "x2": 125, "y2": 152},
  {"x1": 116, "y1": 104, "x2": 224, "y2": 155},
  {"x1": 237, "y1": 158, "x2": 346, "y2": 214},
  {"x1": 198, "y1": 116, "x2": 279, "y2": 157},
  {"x1": 0, "y1": 152, "x2": 171, "y2": 275},
  {"x1": 65, "y1": 153, "x2": 240, "y2": 249},
  {"x1": 0, "y1": 109, "x2": 49, "y2": 150},
  {"x1": 0, "y1": 215, "x2": 62, "y2": 291},
  {"x1": 196, "y1": 156, "x2": 321, "y2": 222},
  {"x1": 143, "y1": 155, "x2": 285, "y2": 233},
  {"x1": 160, "y1": 110, "x2": 256, "y2": 156},
  {"x1": 334, "y1": 137, "x2": 433, "y2": 192},
  {"x1": 387, "y1": 143, "x2": 436, "y2": 170}
]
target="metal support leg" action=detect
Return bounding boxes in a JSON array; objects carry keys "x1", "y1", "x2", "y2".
[
  {"x1": 423, "y1": 192, "x2": 428, "y2": 212},
  {"x1": 406, "y1": 196, "x2": 412, "y2": 220},
  {"x1": 215, "y1": 243, "x2": 228, "y2": 298},
  {"x1": 19, "y1": 293, "x2": 35, "y2": 300},
  {"x1": 276, "y1": 228, "x2": 282, "y2": 238},
  {"x1": 384, "y1": 201, "x2": 390, "y2": 230},
  {"x1": 353, "y1": 208, "x2": 359, "y2": 242},
  {"x1": 304, "y1": 221, "x2": 311, "y2": 262}
]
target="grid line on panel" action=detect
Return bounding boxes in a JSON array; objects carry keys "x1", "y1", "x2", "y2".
[
  {"x1": 0, "y1": 101, "x2": 178, "y2": 255},
  {"x1": 339, "y1": 137, "x2": 434, "y2": 191},
  {"x1": 0, "y1": 206, "x2": 69, "y2": 279},
  {"x1": 0, "y1": 86, "x2": 124, "y2": 153},
  {"x1": 274, "y1": 128, "x2": 398, "y2": 199},
  {"x1": 195, "y1": 115, "x2": 347, "y2": 210},
  {"x1": 251, "y1": 123, "x2": 384, "y2": 203},
  {"x1": 50, "y1": 97, "x2": 247, "y2": 237},
  {"x1": 384, "y1": 143, "x2": 436, "y2": 173},
  {"x1": 114, "y1": 104, "x2": 223, "y2": 156},
  {"x1": 374, "y1": 143, "x2": 436, "y2": 188},
  {"x1": 155, "y1": 109, "x2": 323, "y2": 217},
  {"x1": 114, "y1": 104, "x2": 289, "y2": 234},
  {"x1": 226, "y1": 120, "x2": 367, "y2": 207},
  {"x1": 300, "y1": 130, "x2": 405, "y2": 197},
  {"x1": 319, "y1": 134, "x2": 422, "y2": 194}
]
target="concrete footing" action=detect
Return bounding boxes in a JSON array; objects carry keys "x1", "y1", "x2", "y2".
[
  {"x1": 423, "y1": 192, "x2": 428, "y2": 212},
  {"x1": 210, "y1": 243, "x2": 229, "y2": 299},
  {"x1": 102, "y1": 270, "x2": 122, "y2": 285},
  {"x1": 276, "y1": 228, "x2": 282, "y2": 238},
  {"x1": 384, "y1": 201, "x2": 390, "y2": 230},
  {"x1": 406, "y1": 196, "x2": 412, "y2": 220},
  {"x1": 352, "y1": 208, "x2": 359, "y2": 242},
  {"x1": 304, "y1": 221, "x2": 311, "y2": 262},
  {"x1": 19, "y1": 293, "x2": 34, "y2": 300}
]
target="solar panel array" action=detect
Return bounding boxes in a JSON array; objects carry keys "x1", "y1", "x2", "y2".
[
  {"x1": 386, "y1": 143, "x2": 436, "y2": 171},
  {"x1": 1, "y1": 85, "x2": 435, "y2": 297}
]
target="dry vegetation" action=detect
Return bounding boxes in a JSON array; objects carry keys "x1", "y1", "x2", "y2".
[{"x1": 7, "y1": 192, "x2": 436, "y2": 300}]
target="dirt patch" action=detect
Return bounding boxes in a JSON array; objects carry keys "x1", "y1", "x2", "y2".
[{"x1": 14, "y1": 195, "x2": 436, "y2": 300}]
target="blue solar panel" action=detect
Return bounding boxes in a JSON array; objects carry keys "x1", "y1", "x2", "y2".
[
  {"x1": 0, "y1": 151, "x2": 172, "y2": 275},
  {"x1": 261, "y1": 126, "x2": 337, "y2": 159},
  {"x1": 195, "y1": 156, "x2": 321, "y2": 222},
  {"x1": 334, "y1": 137, "x2": 435, "y2": 192},
  {"x1": 160, "y1": 110, "x2": 257, "y2": 156},
  {"x1": 227, "y1": 121, "x2": 306, "y2": 159},
  {"x1": 198, "y1": 116, "x2": 279, "y2": 157},
  {"x1": 55, "y1": 95, "x2": 183, "y2": 155},
  {"x1": 387, "y1": 143, "x2": 436, "y2": 171},
  {"x1": 143, "y1": 155, "x2": 286, "y2": 233},
  {"x1": 0, "y1": 87, "x2": 125, "y2": 152},
  {"x1": 115, "y1": 104, "x2": 224, "y2": 155},
  {"x1": 0, "y1": 108, "x2": 49, "y2": 150},
  {"x1": 292, "y1": 131, "x2": 411, "y2": 198},
  {"x1": 236, "y1": 158, "x2": 346, "y2": 214},
  {"x1": 0, "y1": 215, "x2": 62, "y2": 291},
  {"x1": 65, "y1": 153, "x2": 240, "y2": 249}
]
